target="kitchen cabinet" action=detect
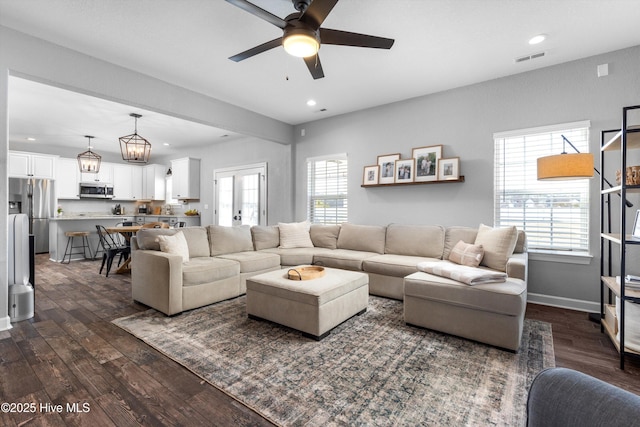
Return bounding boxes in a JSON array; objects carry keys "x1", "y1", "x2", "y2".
[
  {"x1": 9, "y1": 151, "x2": 57, "y2": 179},
  {"x1": 171, "y1": 157, "x2": 200, "y2": 200},
  {"x1": 81, "y1": 162, "x2": 113, "y2": 183},
  {"x1": 143, "y1": 164, "x2": 166, "y2": 200},
  {"x1": 112, "y1": 164, "x2": 143, "y2": 200},
  {"x1": 56, "y1": 158, "x2": 80, "y2": 199}
]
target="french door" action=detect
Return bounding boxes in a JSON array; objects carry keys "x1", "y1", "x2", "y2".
[{"x1": 214, "y1": 163, "x2": 267, "y2": 226}]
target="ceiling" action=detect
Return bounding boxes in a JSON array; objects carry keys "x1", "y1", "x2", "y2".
[{"x1": 2, "y1": 0, "x2": 640, "y2": 156}]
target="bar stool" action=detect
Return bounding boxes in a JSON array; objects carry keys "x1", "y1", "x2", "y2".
[{"x1": 61, "y1": 231, "x2": 94, "y2": 264}]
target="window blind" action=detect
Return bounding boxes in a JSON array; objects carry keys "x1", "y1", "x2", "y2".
[
  {"x1": 307, "y1": 154, "x2": 348, "y2": 224},
  {"x1": 494, "y1": 122, "x2": 590, "y2": 252}
]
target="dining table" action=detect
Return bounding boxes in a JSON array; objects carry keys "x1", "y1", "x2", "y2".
[{"x1": 105, "y1": 225, "x2": 142, "y2": 274}]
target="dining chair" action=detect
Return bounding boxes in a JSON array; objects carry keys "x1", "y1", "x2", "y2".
[{"x1": 95, "y1": 225, "x2": 130, "y2": 277}]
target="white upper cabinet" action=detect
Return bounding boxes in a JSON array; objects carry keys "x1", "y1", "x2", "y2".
[
  {"x1": 112, "y1": 164, "x2": 134, "y2": 200},
  {"x1": 143, "y1": 164, "x2": 166, "y2": 200},
  {"x1": 9, "y1": 151, "x2": 57, "y2": 179},
  {"x1": 171, "y1": 157, "x2": 200, "y2": 200},
  {"x1": 56, "y1": 157, "x2": 80, "y2": 199}
]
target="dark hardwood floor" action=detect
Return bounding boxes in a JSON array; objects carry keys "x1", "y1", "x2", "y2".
[{"x1": 1, "y1": 254, "x2": 639, "y2": 426}]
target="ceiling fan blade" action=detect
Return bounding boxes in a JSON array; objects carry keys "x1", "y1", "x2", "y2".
[
  {"x1": 304, "y1": 55, "x2": 325, "y2": 79},
  {"x1": 229, "y1": 38, "x2": 282, "y2": 62},
  {"x1": 300, "y1": 0, "x2": 339, "y2": 29},
  {"x1": 225, "y1": 0, "x2": 287, "y2": 29},
  {"x1": 320, "y1": 28, "x2": 395, "y2": 49}
]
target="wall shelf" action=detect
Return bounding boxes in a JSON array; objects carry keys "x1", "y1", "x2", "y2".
[{"x1": 362, "y1": 176, "x2": 465, "y2": 188}]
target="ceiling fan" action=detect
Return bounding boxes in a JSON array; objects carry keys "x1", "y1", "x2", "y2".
[{"x1": 226, "y1": 0, "x2": 395, "y2": 79}]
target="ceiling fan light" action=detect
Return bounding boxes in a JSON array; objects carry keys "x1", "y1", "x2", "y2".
[{"x1": 283, "y1": 33, "x2": 319, "y2": 58}]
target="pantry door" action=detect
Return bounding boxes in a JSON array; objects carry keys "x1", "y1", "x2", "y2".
[{"x1": 214, "y1": 163, "x2": 267, "y2": 226}]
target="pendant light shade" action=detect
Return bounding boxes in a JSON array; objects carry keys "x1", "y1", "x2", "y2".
[
  {"x1": 77, "y1": 135, "x2": 101, "y2": 173},
  {"x1": 537, "y1": 152, "x2": 595, "y2": 180},
  {"x1": 537, "y1": 135, "x2": 595, "y2": 180},
  {"x1": 119, "y1": 113, "x2": 151, "y2": 163}
]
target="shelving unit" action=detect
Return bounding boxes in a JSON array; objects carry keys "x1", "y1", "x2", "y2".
[
  {"x1": 361, "y1": 176, "x2": 465, "y2": 188},
  {"x1": 599, "y1": 105, "x2": 640, "y2": 370}
]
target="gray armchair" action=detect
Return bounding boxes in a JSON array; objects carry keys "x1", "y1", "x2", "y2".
[{"x1": 527, "y1": 367, "x2": 640, "y2": 427}]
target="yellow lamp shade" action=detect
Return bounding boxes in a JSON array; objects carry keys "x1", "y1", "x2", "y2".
[{"x1": 537, "y1": 153, "x2": 594, "y2": 180}]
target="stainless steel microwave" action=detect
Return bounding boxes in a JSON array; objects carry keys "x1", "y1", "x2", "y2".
[{"x1": 79, "y1": 182, "x2": 114, "y2": 199}]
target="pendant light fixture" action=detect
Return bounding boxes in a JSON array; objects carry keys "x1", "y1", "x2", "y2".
[
  {"x1": 119, "y1": 113, "x2": 151, "y2": 163},
  {"x1": 77, "y1": 135, "x2": 101, "y2": 173}
]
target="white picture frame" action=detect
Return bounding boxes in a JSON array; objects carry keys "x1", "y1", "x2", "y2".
[
  {"x1": 377, "y1": 153, "x2": 401, "y2": 184},
  {"x1": 363, "y1": 165, "x2": 380, "y2": 186}
]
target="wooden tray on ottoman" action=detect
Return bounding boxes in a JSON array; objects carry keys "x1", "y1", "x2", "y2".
[{"x1": 287, "y1": 266, "x2": 325, "y2": 281}]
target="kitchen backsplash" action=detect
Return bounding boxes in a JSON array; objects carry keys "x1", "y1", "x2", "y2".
[{"x1": 57, "y1": 199, "x2": 198, "y2": 216}]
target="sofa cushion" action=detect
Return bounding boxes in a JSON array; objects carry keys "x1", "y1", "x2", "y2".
[
  {"x1": 251, "y1": 225, "x2": 280, "y2": 250},
  {"x1": 384, "y1": 224, "x2": 445, "y2": 258},
  {"x1": 136, "y1": 228, "x2": 176, "y2": 251},
  {"x1": 208, "y1": 225, "x2": 254, "y2": 256},
  {"x1": 474, "y1": 224, "x2": 518, "y2": 272},
  {"x1": 443, "y1": 226, "x2": 478, "y2": 260},
  {"x1": 182, "y1": 257, "x2": 240, "y2": 287},
  {"x1": 217, "y1": 251, "x2": 281, "y2": 273},
  {"x1": 313, "y1": 249, "x2": 379, "y2": 271},
  {"x1": 278, "y1": 221, "x2": 314, "y2": 248},
  {"x1": 448, "y1": 240, "x2": 484, "y2": 267},
  {"x1": 310, "y1": 224, "x2": 341, "y2": 249},
  {"x1": 363, "y1": 254, "x2": 441, "y2": 278},
  {"x1": 155, "y1": 231, "x2": 190, "y2": 263},
  {"x1": 404, "y1": 271, "x2": 526, "y2": 317},
  {"x1": 514, "y1": 230, "x2": 527, "y2": 254},
  {"x1": 179, "y1": 227, "x2": 211, "y2": 258},
  {"x1": 337, "y1": 224, "x2": 386, "y2": 254},
  {"x1": 261, "y1": 247, "x2": 334, "y2": 266}
]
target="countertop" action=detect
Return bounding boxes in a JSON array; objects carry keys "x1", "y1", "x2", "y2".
[{"x1": 50, "y1": 213, "x2": 199, "y2": 221}]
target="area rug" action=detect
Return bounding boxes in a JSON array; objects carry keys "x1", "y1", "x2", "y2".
[{"x1": 113, "y1": 296, "x2": 554, "y2": 426}]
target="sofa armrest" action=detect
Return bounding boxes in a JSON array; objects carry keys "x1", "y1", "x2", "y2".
[
  {"x1": 527, "y1": 367, "x2": 640, "y2": 427},
  {"x1": 131, "y1": 249, "x2": 184, "y2": 315},
  {"x1": 506, "y1": 252, "x2": 527, "y2": 282}
]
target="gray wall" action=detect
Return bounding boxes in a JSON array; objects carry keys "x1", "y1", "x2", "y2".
[{"x1": 294, "y1": 45, "x2": 640, "y2": 311}]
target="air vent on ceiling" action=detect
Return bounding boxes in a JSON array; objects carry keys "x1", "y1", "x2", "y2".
[{"x1": 515, "y1": 52, "x2": 546, "y2": 63}]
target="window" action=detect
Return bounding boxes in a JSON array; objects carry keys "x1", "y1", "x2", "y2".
[
  {"x1": 307, "y1": 154, "x2": 348, "y2": 224},
  {"x1": 494, "y1": 121, "x2": 591, "y2": 253}
]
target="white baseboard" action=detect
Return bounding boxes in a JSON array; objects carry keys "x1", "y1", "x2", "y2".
[
  {"x1": 527, "y1": 292, "x2": 600, "y2": 313},
  {"x1": 0, "y1": 316, "x2": 13, "y2": 332}
]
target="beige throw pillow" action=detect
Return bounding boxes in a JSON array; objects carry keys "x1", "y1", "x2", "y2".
[
  {"x1": 448, "y1": 240, "x2": 484, "y2": 267},
  {"x1": 474, "y1": 224, "x2": 518, "y2": 272},
  {"x1": 278, "y1": 221, "x2": 314, "y2": 249},
  {"x1": 155, "y1": 231, "x2": 190, "y2": 263}
]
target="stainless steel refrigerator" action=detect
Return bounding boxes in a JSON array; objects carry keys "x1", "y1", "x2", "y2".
[{"x1": 9, "y1": 177, "x2": 53, "y2": 254}]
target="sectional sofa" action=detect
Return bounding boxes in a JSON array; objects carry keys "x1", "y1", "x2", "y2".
[{"x1": 130, "y1": 222, "x2": 527, "y2": 350}]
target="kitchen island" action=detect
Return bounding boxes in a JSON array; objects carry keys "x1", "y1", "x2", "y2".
[{"x1": 49, "y1": 214, "x2": 201, "y2": 262}]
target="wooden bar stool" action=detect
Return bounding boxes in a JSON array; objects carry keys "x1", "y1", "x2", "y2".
[{"x1": 61, "y1": 231, "x2": 94, "y2": 264}]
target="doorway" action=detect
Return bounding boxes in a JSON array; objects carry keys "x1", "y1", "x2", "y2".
[{"x1": 214, "y1": 163, "x2": 267, "y2": 226}]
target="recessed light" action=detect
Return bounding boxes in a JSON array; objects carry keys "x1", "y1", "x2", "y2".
[
  {"x1": 306, "y1": 99, "x2": 317, "y2": 107},
  {"x1": 163, "y1": 142, "x2": 170, "y2": 146},
  {"x1": 26, "y1": 137, "x2": 36, "y2": 141},
  {"x1": 528, "y1": 34, "x2": 546, "y2": 45}
]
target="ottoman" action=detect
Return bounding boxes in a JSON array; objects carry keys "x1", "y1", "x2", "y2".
[{"x1": 246, "y1": 266, "x2": 369, "y2": 340}]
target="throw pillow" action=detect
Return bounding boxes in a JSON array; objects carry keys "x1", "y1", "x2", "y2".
[
  {"x1": 448, "y1": 240, "x2": 484, "y2": 267},
  {"x1": 474, "y1": 224, "x2": 518, "y2": 272},
  {"x1": 155, "y1": 231, "x2": 190, "y2": 263},
  {"x1": 278, "y1": 221, "x2": 314, "y2": 249}
]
